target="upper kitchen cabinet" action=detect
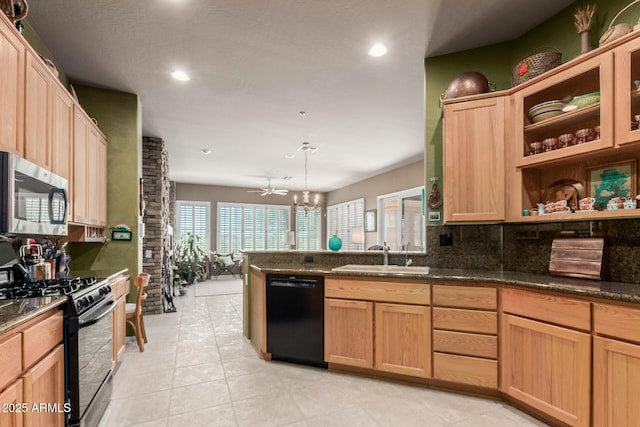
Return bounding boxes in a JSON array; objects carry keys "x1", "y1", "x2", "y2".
[
  {"x1": 72, "y1": 105, "x2": 107, "y2": 229},
  {"x1": 51, "y1": 83, "x2": 74, "y2": 184},
  {"x1": 515, "y1": 51, "x2": 614, "y2": 168},
  {"x1": 614, "y1": 36, "x2": 640, "y2": 147},
  {"x1": 24, "y1": 50, "x2": 53, "y2": 170},
  {"x1": 443, "y1": 94, "x2": 506, "y2": 223},
  {"x1": 0, "y1": 14, "x2": 24, "y2": 155}
]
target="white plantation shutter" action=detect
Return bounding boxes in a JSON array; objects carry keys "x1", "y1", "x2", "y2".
[
  {"x1": 217, "y1": 202, "x2": 290, "y2": 252},
  {"x1": 326, "y1": 198, "x2": 364, "y2": 250},
  {"x1": 176, "y1": 201, "x2": 210, "y2": 252},
  {"x1": 296, "y1": 208, "x2": 321, "y2": 250}
]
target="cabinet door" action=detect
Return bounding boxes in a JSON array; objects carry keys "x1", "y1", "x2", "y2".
[
  {"x1": 51, "y1": 83, "x2": 73, "y2": 183},
  {"x1": 87, "y1": 126, "x2": 99, "y2": 225},
  {"x1": 112, "y1": 296, "x2": 126, "y2": 363},
  {"x1": 614, "y1": 35, "x2": 640, "y2": 147},
  {"x1": 22, "y1": 344, "x2": 65, "y2": 427},
  {"x1": 0, "y1": 378, "x2": 23, "y2": 427},
  {"x1": 501, "y1": 314, "x2": 590, "y2": 427},
  {"x1": 73, "y1": 107, "x2": 89, "y2": 224},
  {"x1": 24, "y1": 51, "x2": 52, "y2": 170},
  {"x1": 0, "y1": 18, "x2": 24, "y2": 155},
  {"x1": 593, "y1": 336, "x2": 640, "y2": 427},
  {"x1": 443, "y1": 96, "x2": 505, "y2": 222},
  {"x1": 374, "y1": 303, "x2": 430, "y2": 377},
  {"x1": 97, "y1": 135, "x2": 108, "y2": 226},
  {"x1": 324, "y1": 298, "x2": 373, "y2": 368}
]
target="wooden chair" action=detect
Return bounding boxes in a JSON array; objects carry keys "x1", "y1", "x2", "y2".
[{"x1": 126, "y1": 273, "x2": 150, "y2": 352}]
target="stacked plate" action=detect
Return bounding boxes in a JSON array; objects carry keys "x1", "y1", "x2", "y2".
[{"x1": 528, "y1": 100, "x2": 567, "y2": 123}]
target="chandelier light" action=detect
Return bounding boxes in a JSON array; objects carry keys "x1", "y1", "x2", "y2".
[{"x1": 293, "y1": 142, "x2": 321, "y2": 215}]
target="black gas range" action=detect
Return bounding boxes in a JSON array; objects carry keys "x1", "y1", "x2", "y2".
[{"x1": 0, "y1": 275, "x2": 115, "y2": 427}]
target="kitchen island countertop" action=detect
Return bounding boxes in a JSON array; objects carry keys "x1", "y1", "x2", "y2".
[{"x1": 251, "y1": 264, "x2": 640, "y2": 304}]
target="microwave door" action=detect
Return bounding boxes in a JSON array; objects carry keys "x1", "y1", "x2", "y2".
[{"x1": 49, "y1": 188, "x2": 67, "y2": 224}]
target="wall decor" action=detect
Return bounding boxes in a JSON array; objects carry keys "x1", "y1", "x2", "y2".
[
  {"x1": 365, "y1": 210, "x2": 376, "y2": 232},
  {"x1": 587, "y1": 160, "x2": 636, "y2": 208}
]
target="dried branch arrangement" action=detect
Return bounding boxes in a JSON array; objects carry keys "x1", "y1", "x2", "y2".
[{"x1": 574, "y1": 3, "x2": 597, "y2": 33}]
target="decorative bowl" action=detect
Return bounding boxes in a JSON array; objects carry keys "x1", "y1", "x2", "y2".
[
  {"x1": 528, "y1": 100, "x2": 567, "y2": 123},
  {"x1": 567, "y1": 92, "x2": 600, "y2": 109}
]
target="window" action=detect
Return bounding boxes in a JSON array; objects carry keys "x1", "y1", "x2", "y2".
[
  {"x1": 175, "y1": 201, "x2": 210, "y2": 253},
  {"x1": 218, "y1": 203, "x2": 290, "y2": 253},
  {"x1": 326, "y1": 198, "x2": 364, "y2": 250},
  {"x1": 378, "y1": 187, "x2": 425, "y2": 251},
  {"x1": 295, "y1": 208, "x2": 321, "y2": 250}
]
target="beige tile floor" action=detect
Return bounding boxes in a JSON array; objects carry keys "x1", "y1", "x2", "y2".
[{"x1": 98, "y1": 282, "x2": 550, "y2": 427}]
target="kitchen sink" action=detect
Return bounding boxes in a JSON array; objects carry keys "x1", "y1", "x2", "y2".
[{"x1": 331, "y1": 264, "x2": 430, "y2": 274}]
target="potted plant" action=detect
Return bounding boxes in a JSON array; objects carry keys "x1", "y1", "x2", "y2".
[{"x1": 172, "y1": 233, "x2": 205, "y2": 295}]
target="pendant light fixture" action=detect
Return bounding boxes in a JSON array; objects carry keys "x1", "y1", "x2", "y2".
[{"x1": 293, "y1": 141, "x2": 320, "y2": 215}]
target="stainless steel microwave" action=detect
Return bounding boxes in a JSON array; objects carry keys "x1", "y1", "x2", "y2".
[{"x1": 0, "y1": 151, "x2": 68, "y2": 236}]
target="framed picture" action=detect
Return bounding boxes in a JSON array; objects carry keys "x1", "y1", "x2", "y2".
[
  {"x1": 428, "y1": 211, "x2": 441, "y2": 221},
  {"x1": 365, "y1": 210, "x2": 377, "y2": 232},
  {"x1": 112, "y1": 230, "x2": 133, "y2": 241},
  {"x1": 586, "y1": 160, "x2": 636, "y2": 208}
]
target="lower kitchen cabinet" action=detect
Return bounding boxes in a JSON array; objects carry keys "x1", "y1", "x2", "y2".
[
  {"x1": 112, "y1": 274, "x2": 129, "y2": 364},
  {"x1": 22, "y1": 344, "x2": 65, "y2": 427},
  {"x1": 375, "y1": 303, "x2": 430, "y2": 377},
  {"x1": 501, "y1": 313, "x2": 591, "y2": 427},
  {"x1": 593, "y1": 337, "x2": 640, "y2": 427},
  {"x1": 593, "y1": 302, "x2": 640, "y2": 427},
  {"x1": 324, "y1": 298, "x2": 373, "y2": 368},
  {"x1": 0, "y1": 378, "x2": 23, "y2": 427}
]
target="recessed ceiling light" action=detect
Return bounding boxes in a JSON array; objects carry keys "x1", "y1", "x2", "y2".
[
  {"x1": 200, "y1": 148, "x2": 212, "y2": 155},
  {"x1": 368, "y1": 44, "x2": 388, "y2": 57},
  {"x1": 171, "y1": 70, "x2": 190, "y2": 81},
  {"x1": 284, "y1": 154, "x2": 295, "y2": 159}
]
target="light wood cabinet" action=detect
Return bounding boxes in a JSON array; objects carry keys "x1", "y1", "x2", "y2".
[
  {"x1": 324, "y1": 298, "x2": 373, "y2": 368},
  {"x1": 432, "y1": 284, "x2": 497, "y2": 388},
  {"x1": 613, "y1": 35, "x2": 640, "y2": 147},
  {"x1": 51, "y1": 83, "x2": 74, "y2": 184},
  {"x1": 22, "y1": 344, "x2": 65, "y2": 427},
  {"x1": 24, "y1": 50, "x2": 52, "y2": 170},
  {"x1": 443, "y1": 95, "x2": 506, "y2": 223},
  {"x1": 324, "y1": 277, "x2": 431, "y2": 376},
  {"x1": 501, "y1": 313, "x2": 591, "y2": 427},
  {"x1": 593, "y1": 336, "x2": 640, "y2": 427},
  {"x1": 592, "y1": 302, "x2": 640, "y2": 427},
  {"x1": 0, "y1": 309, "x2": 65, "y2": 427},
  {"x1": 0, "y1": 14, "x2": 24, "y2": 155},
  {"x1": 0, "y1": 379, "x2": 23, "y2": 427},
  {"x1": 112, "y1": 275, "x2": 129, "y2": 364},
  {"x1": 375, "y1": 303, "x2": 430, "y2": 377},
  {"x1": 72, "y1": 105, "x2": 107, "y2": 227}
]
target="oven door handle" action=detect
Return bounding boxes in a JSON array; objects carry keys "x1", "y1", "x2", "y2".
[{"x1": 79, "y1": 298, "x2": 116, "y2": 328}]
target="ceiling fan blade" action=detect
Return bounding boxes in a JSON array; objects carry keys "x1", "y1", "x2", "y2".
[{"x1": 273, "y1": 190, "x2": 288, "y2": 195}]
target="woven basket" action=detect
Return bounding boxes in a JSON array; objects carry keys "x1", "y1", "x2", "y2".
[{"x1": 512, "y1": 49, "x2": 562, "y2": 86}]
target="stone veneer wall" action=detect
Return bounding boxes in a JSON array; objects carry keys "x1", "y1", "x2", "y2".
[{"x1": 142, "y1": 137, "x2": 171, "y2": 314}]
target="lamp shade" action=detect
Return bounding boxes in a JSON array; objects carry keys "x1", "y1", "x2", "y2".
[
  {"x1": 286, "y1": 231, "x2": 296, "y2": 246},
  {"x1": 351, "y1": 226, "x2": 364, "y2": 245}
]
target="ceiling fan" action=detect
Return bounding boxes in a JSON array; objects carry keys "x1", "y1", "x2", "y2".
[{"x1": 247, "y1": 178, "x2": 289, "y2": 196}]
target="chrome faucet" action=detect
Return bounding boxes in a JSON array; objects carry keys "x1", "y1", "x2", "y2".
[{"x1": 383, "y1": 241, "x2": 390, "y2": 266}]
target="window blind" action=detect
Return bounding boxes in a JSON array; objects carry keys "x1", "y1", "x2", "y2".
[
  {"x1": 175, "y1": 201, "x2": 211, "y2": 253},
  {"x1": 218, "y1": 202, "x2": 290, "y2": 253},
  {"x1": 326, "y1": 198, "x2": 364, "y2": 250}
]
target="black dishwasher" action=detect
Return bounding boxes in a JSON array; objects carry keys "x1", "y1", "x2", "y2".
[{"x1": 266, "y1": 274, "x2": 327, "y2": 367}]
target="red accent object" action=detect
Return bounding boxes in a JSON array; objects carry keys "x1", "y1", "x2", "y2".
[{"x1": 518, "y1": 63, "x2": 529, "y2": 76}]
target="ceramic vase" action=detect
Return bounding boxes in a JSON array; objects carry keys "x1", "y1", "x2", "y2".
[
  {"x1": 580, "y1": 30, "x2": 590, "y2": 54},
  {"x1": 328, "y1": 234, "x2": 342, "y2": 251}
]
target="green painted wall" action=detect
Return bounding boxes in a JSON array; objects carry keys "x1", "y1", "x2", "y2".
[
  {"x1": 67, "y1": 86, "x2": 142, "y2": 279},
  {"x1": 424, "y1": 0, "x2": 636, "y2": 224},
  {"x1": 21, "y1": 20, "x2": 70, "y2": 89}
]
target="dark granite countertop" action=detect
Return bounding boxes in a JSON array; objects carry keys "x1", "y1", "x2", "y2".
[
  {"x1": 251, "y1": 264, "x2": 640, "y2": 304},
  {"x1": 69, "y1": 268, "x2": 129, "y2": 282},
  {"x1": 0, "y1": 296, "x2": 67, "y2": 335}
]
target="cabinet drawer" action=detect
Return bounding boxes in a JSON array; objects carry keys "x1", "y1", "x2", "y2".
[
  {"x1": 433, "y1": 330, "x2": 497, "y2": 359},
  {"x1": 594, "y1": 303, "x2": 640, "y2": 343},
  {"x1": 433, "y1": 284, "x2": 496, "y2": 309},
  {"x1": 325, "y1": 277, "x2": 430, "y2": 305},
  {"x1": 432, "y1": 307, "x2": 497, "y2": 334},
  {"x1": 0, "y1": 333, "x2": 22, "y2": 391},
  {"x1": 22, "y1": 311, "x2": 63, "y2": 369},
  {"x1": 501, "y1": 288, "x2": 590, "y2": 331},
  {"x1": 433, "y1": 352, "x2": 497, "y2": 388}
]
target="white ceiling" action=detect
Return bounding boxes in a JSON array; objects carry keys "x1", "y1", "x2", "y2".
[{"x1": 25, "y1": 0, "x2": 574, "y2": 192}]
